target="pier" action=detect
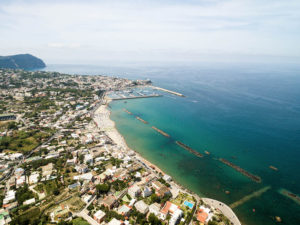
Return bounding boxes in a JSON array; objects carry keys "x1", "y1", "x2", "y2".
[
  {"x1": 152, "y1": 86, "x2": 185, "y2": 97},
  {"x1": 278, "y1": 188, "x2": 300, "y2": 205},
  {"x1": 110, "y1": 94, "x2": 162, "y2": 100},
  {"x1": 136, "y1": 116, "x2": 148, "y2": 124},
  {"x1": 219, "y1": 158, "x2": 262, "y2": 183},
  {"x1": 230, "y1": 186, "x2": 271, "y2": 209},
  {"x1": 151, "y1": 126, "x2": 170, "y2": 137},
  {"x1": 175, "y1": 141, "x2": 203, "y2": 158}
]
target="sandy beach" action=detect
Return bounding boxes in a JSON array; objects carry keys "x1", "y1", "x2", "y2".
[
  {"x1": 93, "y1": 100, "x2": 241, "y2": 225},
  {"x1": 93, "y1": 100, "x2": 165, "y2": 175}
]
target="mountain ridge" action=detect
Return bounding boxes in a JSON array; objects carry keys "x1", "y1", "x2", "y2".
[{"x1": 0, "y1": 54, "x2": 46, "y2": 69}]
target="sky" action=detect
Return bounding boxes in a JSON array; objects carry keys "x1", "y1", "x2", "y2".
[{"x1": 0, "y1": 0, "x2": 300, "y2": 64}]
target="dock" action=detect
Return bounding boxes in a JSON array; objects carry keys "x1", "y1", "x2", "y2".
[
  {"x1": 152, "y1": 86, "x2": 185, "y2": 97},
  {"x1": 110, "y1": 94, "x2": 162, "y2": 100},
  {"x1": 151, "y1": 126, "x2": 170, "y2": 137},
  {"x1": 219, "y1": 158, "x2": 262, "y2": 183},
  {"x1": 175, "y1": 141, "x2": 203, "y2": 158}
]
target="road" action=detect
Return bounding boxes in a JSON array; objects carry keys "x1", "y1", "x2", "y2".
[{"x1": 73, "y1": 195, "x2": 99, "y2": 225}]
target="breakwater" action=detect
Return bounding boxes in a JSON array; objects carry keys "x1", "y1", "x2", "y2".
[
  {"x1": 110, "y1": 94, "x2": 162, "y2": 100},
  {"x1": 279, "y1": 188, "x2": 300, "y2": 205},
  {"x1": 176, "y1": 141, "x2": 203, "y2": 158},
  {"x1": 219, "y1": 158, "x2": 262, "y2": 183},
  {"x1": 152, "y1": 86, "x2": 185, "y2": 97},
  {"x1": 123, "y1": 109, "x2": 133, "y2": 115},
  {"x1": 136, "y1": 116, "x2": 148, "y2": 124},
  {"x1": 230, "y1": 186, "x2": 271, "y2": 209},
  {"x1": 151, "y1": 126, "x2": 170, "y2": 137},
  {"x1": 269, "y1": 165, "x2": 278, "y2": 171}
]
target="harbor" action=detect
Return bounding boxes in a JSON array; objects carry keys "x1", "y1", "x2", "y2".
[{"x1": 219, "y1": 158, "x2": 262, "y2": 183}]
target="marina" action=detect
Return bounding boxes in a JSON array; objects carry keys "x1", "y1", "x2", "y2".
[
  {"x1": 219, "y1": 158, "x2": 262, "y2": 183},
  {"x1": 175, "y1": 141, "x2": 204, "y2": 158}
]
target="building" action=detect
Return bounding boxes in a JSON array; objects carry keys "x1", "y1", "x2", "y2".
[
  {"x1": 50, "y1": 204, "x2": 69, "y2": 222},
  {"x1": 100, "y1": 195, "x2": 117, "y2": 209},
  {"x1": 117, "y1": 204, "x2": 131, "y2": 217},
  {"x1": 0, "y1": 210, "x2": 11, "y2": 225},
  {"x1": 134, "y1": 200, "x2": 149, "y2": 214},
  {"x1": 152, "y1": 181, "x2": 171, "y2": 197},
  {"x1": 196, "y1": 206, "x2": 213, "y2": 224},
  {"x1": 160, "y1": 201, "x2": 180, "y2": 220},
  {"x1": 0, "y1": 114, "x2": 16, "y2": 121},
  {"x1": 68, "y1": 182, "x2": 80, "y2": 190},
  {"x1": 149, "y1": 203, "x2": 161, "y2": 217},
  {"x1": 107, "y1": 218, "x2": 123, "y2": 225},
  {"x1": 141, "y1": 186, "x2": 152, "y2": 198},
  {"x1": 93, "y1": 210, "x2": 106, "y2": 223},
  {"x1": 169, "y1": 208, "x2": 183, "y2": 225},
  {"x1": 23, "y1": 198, "x2": 35, "y2": 205},
  {"x1": 29, "y1": 172, "x2": 39, "y2": 184},
  {"x1": 163, "y1": 174, "x2": 172, "y2": 182},
  {"x1": 128, "y1": 184, "x2": 141, "y2": 198},
  {"x1": 3, "y1": 190, "x2": 16, "y2": 205},
  {"x1": 41, "y1": 163, "x2": 54, "y2": 178}
]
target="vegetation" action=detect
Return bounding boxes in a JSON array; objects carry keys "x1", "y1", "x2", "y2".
[
  {"x1": 0, "y1": 129, "x2": 52, "y2": 152},
  {"x1": 16, "y1": 184, "x2": 35, "y2": 205}
]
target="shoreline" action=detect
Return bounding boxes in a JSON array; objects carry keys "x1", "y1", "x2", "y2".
[{"x1": 93, "y1": 99, "x2": 241, "y2": 225}]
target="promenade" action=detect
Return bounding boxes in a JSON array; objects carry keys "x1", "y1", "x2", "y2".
[{"x1": 202, "y1": 198, "x2": 241, "y2": 225}]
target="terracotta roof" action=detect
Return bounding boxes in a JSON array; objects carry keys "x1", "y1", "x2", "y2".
[{"x1": 197, "y1": 210, "x2": 208, "y2": 223}]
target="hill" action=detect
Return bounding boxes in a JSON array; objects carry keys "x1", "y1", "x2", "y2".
[{"x1": 0, "y1": 54, "x2": 46, "y2": 69}]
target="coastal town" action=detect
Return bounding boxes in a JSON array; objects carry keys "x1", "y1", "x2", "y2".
[{"x1": 0, "y1": 69, "x2": 238, "y2": 225}]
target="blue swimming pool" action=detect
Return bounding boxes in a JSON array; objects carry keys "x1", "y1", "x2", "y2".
[{"x1": 183, "y1": 200, "x2": 194, "y2": 209}]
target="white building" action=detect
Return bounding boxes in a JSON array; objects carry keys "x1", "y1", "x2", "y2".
[
  {"x1": 149, "y1": 203, "x2": 161, "y2": 217},
  {"x1": 141, "y1": 186, "x2": 152, "y2": 198},
  {"x1": 128, "y1": 184, "x2": 141, "y2": 198},
  {"x1": 3, "y1": 190, "x2": 16, "y2": 204},
  {"x1": 94, "y1": 210, "x2": 106, "y2": 223},
  {"x1": 163, "y1": 174, "x2": 172, "y2": 182},
  {"x1": 134, "y1": 200, "x2": 149, "y2": 214}
]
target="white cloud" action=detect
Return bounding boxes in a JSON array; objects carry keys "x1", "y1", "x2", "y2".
[{"x1": 0, "y1": 0, "x2": 299, "y2": 63}]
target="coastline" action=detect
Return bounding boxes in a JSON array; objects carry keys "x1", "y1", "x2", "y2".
[{"x1": 93, "y1": 99, "x2": 241, "y2": 225}]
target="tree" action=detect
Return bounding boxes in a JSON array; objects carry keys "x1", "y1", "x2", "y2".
[
  {"x1": 96, "y1": 184, "x2": 110, "y2": 196},
  {"x1": 148, "y1": 213, "x2": 162, "y2": 225}
]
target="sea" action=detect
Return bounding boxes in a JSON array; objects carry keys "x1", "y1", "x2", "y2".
[{"x1": 42, "y1": 62, "x2": 300, "y2": 225}]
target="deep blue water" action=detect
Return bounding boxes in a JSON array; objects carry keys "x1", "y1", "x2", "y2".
[{"x1": 43, "y1": 63, "x2": 300, "y2": 225}]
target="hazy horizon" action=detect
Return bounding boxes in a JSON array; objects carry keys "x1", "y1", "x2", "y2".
[{"x1": 1, "y1": 0, "x2": 300, "y2": 64}]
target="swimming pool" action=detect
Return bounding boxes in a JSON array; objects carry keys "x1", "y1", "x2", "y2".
[{"x1": 183, "y1": 200, "x2": 194, "y2": 209}]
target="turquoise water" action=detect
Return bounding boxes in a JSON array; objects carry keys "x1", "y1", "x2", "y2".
[{"x1": 44, "y1": 63, "x2": 300, "y2": 225}]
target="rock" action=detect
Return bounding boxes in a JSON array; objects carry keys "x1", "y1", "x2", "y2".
[{"x1": 275, "y1": 216, "x2": 282, "y2": 222}]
